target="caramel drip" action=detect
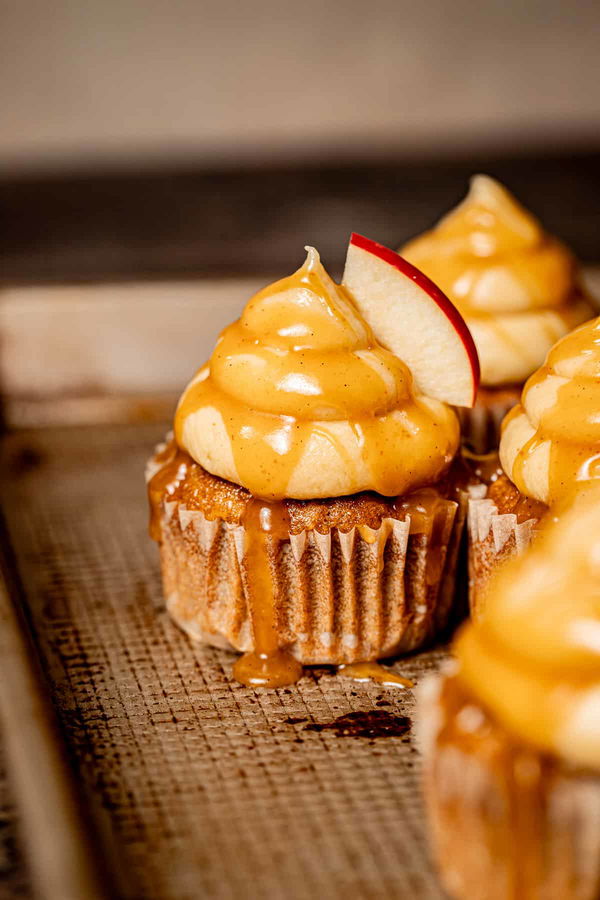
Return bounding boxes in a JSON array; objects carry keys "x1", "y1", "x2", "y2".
[
  {"x1": 401, "y1": 175, "x2": 577, "y2": 318},
  {"x1": 232, "y1": 499, "x2": 303, "y2": 688},
  {"x1": 175, "y1": 247, "x2": 458, "y2": 500},
  {"x1": 337, "y1": 662, "x2": 413, "y2": 689},
  {"x1": 393, "y1": 488, "x2": 448, "y2": 534},
  {"x1": 147, "y1": 441, "x2": 190, "y2": 541},
  {"x1": 461, "y1": 448, "x2": 504, "y2": 485},
  {"x1": 506, "y1": 316, "x2": 600, "y2": 504}
]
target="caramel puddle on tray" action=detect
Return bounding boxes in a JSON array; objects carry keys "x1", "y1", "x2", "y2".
[
  {"x1": 337, "y1": 662, "x2": 413, "y2": 689},
  {"x1": 303, "y1": 710, "x2": 412, "y2": 739},
  {"x1": 233, "y1": 498, "x2": 303, "y2": 688}
]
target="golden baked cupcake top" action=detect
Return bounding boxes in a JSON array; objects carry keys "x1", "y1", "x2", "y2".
[
  {"x1": 455, "y1": 488, "x2": 600, "y2": 769},
  {"x1": 175, "y1": 246, "x2": 460, "y2": 500},
  {"x1": 500, "y1": 316, "x2": 600, "y2": 505},
  {"x1": 401, "y1": 175, "x2": 592, "y2": 386}
]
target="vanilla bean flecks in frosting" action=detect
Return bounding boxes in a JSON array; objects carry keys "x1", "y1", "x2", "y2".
[
  {"x1": 500, "y1": 316, "x2": 600, "y2": 506},
  {"x1": 401, "y1": 175, "x2": 592, "y2": 386},
  {"x1": 455, "y1": 489, "x2": 600, "y2": 769},
  {"x1": 175, "y1": 247, "x2": 459, "y2": 500}
]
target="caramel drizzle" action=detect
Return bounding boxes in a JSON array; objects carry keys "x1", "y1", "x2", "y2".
[
  {"x1": 147, "y1": 441, "x2": 190, "y2": 542},
  {"x1": 507, "y1": 317, "x2": 600, "y2": 504},
  {"x1": 232, "y1": 499, "x2": 303, "y2": 688},
  {"x1": 461, "y1": 447, "x2": 504, "y2": 485},
  {"x1": 149, "y1": 444, "x2": 450, "y2": 688}
]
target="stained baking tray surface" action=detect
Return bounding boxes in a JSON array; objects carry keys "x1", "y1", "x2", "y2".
[{"x1": 1, "y1": 424, "x2": 449, "y2": 899}]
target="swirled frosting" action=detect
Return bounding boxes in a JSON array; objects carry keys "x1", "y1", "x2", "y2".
[
  {"x1": 401, "y1": 175, "x2": 592, "y2": 386},
  {"x1": 175, "y1": 247, "x2": 459, "y2": 500},
  {"x1": 455, "y1": 488, "x2": 600, "y2": 769},
  {"x1": 500, "y1": 316, "x2": 600, "y2": 505}
]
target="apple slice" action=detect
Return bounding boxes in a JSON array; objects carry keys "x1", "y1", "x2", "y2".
[{"x1": 342, "y1": 233, "x2": 480, "y2": 407}]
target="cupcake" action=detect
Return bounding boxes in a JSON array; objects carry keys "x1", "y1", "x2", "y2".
[
  {"x1": 420, "y1": 490, "x2": 600, "y2": 900},
  {"x1": 148, "y1": 236, "x2": 479, "y2": 686},
  {"x1": 469, "y1": 314, "x2": 600, "y2": 615},
  {"x1": 401, "y1": 175, "x2": 593, "y2": 452}
]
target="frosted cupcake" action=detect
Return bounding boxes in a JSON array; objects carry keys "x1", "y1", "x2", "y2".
[
  {"x1": 420, "y1": 489, "x2": 600, "y2": 900},
  {"x1": 401, "y1": 175, "x2": 593, "y2": 451},
  {"x1": 148, "y1": 236, "x2": 479, "y2": 686},
  {"x1": 469, "y1": 315, "x2": 600, "y2": 614}
]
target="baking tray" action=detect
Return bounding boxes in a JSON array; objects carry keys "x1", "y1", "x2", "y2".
[
  {"x1": 0, "y1": 740, "x2": 31, "y2": 900},
  {"x1": 0, "y1": 421, "x2": 451, "y2": 899}
]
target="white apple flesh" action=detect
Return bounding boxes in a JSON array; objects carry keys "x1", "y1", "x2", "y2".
[{"x1": 342, "y1": 233, "x2": 480, "y2": 408}]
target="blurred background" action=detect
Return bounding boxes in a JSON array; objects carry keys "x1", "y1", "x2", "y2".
[
  {"x1": 3, "y1": 0, "x2": 600, "y2": 171},
  {"x1": 1, "y1": 0, "x2": 600, "y2": 421},
  {"x1": 0, "y1": 5, "x2": 599, "y2": 894},
  {"x1": 2, "y1": 0, "x2": 600, "y2": 279}
]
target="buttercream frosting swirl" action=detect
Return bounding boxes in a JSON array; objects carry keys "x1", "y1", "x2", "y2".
[
  {"x1": 175, "y1": 247, "x2": 459, "y2": 500},
  {"x1": 455, "y1": 488, "x2": 600, "y2": 769},
  {"x1": 500, "y1": 316, "x2": 600, "y2": 505},
  {"x1": 401, "y1": 175, "x2": 592, "y2": 385}
]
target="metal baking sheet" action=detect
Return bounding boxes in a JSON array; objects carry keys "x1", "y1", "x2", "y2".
[
  {"x1": 0, "y1": 423, "x2": 450, "y2": 899},
  {"x1": 0, "y1": 741, "x2": 31, "y2": 900}
]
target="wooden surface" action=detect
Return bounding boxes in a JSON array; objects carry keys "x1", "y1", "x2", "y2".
[{"x1": 0, "y1": 423, "x2": 454, "y2": 899}]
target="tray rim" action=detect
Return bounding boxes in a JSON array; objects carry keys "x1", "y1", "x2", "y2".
[{"x1": 0, "y1": 508, "x2": 116, "y2": 900}]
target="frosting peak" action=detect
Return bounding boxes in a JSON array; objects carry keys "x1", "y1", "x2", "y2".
[
  {"x1": 455, "y1": 488, "x2": 600, "y2": 769},
  {"x1": 500, "y1": 316, "x2": 600, "y2": 505},
  {"x1": 402, "y1": 175, "x2": 575, "y2": 316},
  {"x1": 215, "y1": 247, "x2": 407, "y2": 421},
  {"x1": 401, "y1": 176, "x2": 591, "y2": 386},
  {"x1": 175, "y1": 248, "x2": 459, "y2": 500},
  {"x1": 241, "y1": 247, "x2": 370, "y2": 353},
  {"x1": 435, "y1": 174, "x2": 542, "y2": 257}
]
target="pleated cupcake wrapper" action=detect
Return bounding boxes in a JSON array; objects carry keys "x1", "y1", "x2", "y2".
[
  {"x1": 467, "y1": 488, "x2": 539, "y2": 619},
  {"x1": 420, "y1": 675, "x2": 600, "y2": 900},
  {"x1": 157, "y1": 492, "x2": 466, "y2": 665},
  {"x1": 458, "y1": 394, "x2": 519, "y2": 454}
]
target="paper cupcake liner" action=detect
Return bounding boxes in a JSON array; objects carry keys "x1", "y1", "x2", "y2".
[
  {"x1": 419, "y1": 674, "x2": 600, "y2": 900},
  {"x1": 154, "y1": 490, "x2": 467, "y2": 666},
  {"x1": 458, "y1": 389, "x2": 520, "y2": 454},
  {"x1": 467, "y1": 489, "x2": 539, "y2": 619}
]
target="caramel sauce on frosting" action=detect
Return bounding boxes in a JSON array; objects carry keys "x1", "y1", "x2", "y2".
[
  {"x1": 401, "y1": 176, "x2": 592, "y2": 386},
  {"x1": 500, "y1": 316, "x2": 600, "y2": 506},
  {"x1": 455, "y1": 489, "x2": 600, "y2": 769},
  {"x1": 175, "y1": 247, "x2": 459, "y2": 501}
]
